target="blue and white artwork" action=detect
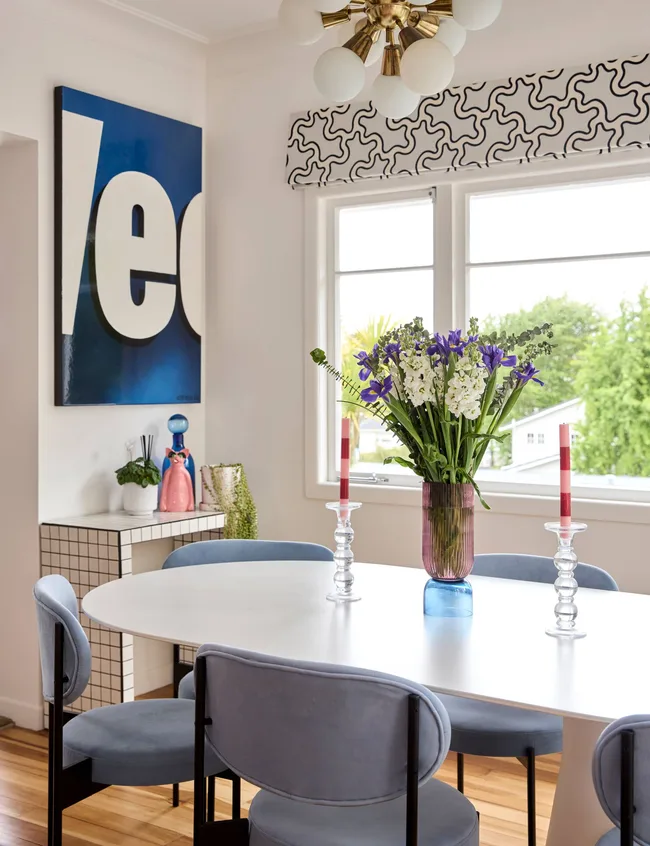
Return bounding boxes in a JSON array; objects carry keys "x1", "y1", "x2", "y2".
[{"x1": 54, "y1": 87, "x2": 203, "y2": 406}]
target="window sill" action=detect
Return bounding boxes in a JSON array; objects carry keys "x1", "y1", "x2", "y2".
[{"x1": 306, "y1": 480, "x2": 650, "y2": 525}]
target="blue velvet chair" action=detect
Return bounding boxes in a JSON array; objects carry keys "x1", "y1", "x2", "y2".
[
  {"x1": 33, "y1": 575, "x2": 235, "y2": 846},
  {"x1": 163, "y1": 538, "x2": 334, "y2": 807},
  {"x1": 593, "y1": 715, "x2": 647, "y2": 846},
  {"x1": 193, "y1": 644, "x2": 480, "y2": 846},
  {"x1": 436, "y1": 553, "x2": 618, "y2": 846}
]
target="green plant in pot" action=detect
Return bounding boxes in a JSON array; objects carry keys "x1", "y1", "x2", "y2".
[{"x1": 116, "y1": 438, "x2": 161, "y2": 516}]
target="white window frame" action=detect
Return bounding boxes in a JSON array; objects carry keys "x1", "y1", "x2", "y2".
[{"x1": 304, "y1": 148, "x2": 650, "y2": 521}]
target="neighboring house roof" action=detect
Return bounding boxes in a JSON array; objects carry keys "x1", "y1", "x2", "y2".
[
  {"x1": 502, "y1": 454, "x2": 561, "y2": 472},
  {"x1": 503, "y1": 397, "x2": 582, "y2": 431}
]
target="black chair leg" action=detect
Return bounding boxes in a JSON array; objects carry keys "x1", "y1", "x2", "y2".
[
  {"x1": 526, "y1": 747, "x2": 536, "y2": 846},
  {"x1": 232, "y1": 775, "x2": 241, "y2": 820},
  {"x1": 456, "y1": 752, "x2": 465, "y2": 794},
  {"x1": 207, "y1": 776, "x2": 216, "y2": 821},
  {"x1": 172, "y1": 644, "x2": 180, "y2": 807}
]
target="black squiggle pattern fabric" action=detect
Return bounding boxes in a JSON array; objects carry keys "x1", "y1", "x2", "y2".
[{"x1": 286, "y1": 54, "x2": 650, "y2": 187}]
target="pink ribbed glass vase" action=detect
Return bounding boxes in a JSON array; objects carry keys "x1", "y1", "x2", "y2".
[{"x1": 422, "y1": 482, "x2": 475, "y2": 581}]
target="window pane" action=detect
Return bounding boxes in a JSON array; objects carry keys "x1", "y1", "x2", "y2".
[
  {"x1": 470, "y1": 256, "x2": 650, "y2": 322},
  {"x1": 469, "y1": 180, "x2": 650, "y2": 264},
  {"x1": 338, "y1": 199, "x2": 434, "y2": 272},
  {"x1": 338, "y1": 269, "x2": 433, "y2": 475},
  {"x1": 469, "y1": 256, "x2": 650, "y2": 493}
]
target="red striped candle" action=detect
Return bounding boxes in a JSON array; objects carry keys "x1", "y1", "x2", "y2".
[
  {"x1": 340, "y1": 418, "x2": 350, "y2": 507},
  {"x1": 560, "y1": 423, "x2": 571, "y2": 529}
]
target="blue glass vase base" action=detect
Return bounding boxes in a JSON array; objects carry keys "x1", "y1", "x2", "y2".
[{"x1": 423, "y1": 579, "x2": 473, "y2": 618}]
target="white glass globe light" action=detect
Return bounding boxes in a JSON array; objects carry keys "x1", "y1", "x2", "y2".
[
  {"x1": 400, "y1": 39, "x2": 455, "y2": 96},
  {"x1": 436, "y1": 18, "x2": 467, "y2": 56},
  {"x1": 453, "y1": 0, "x2": 502, "y2": 31},
  {"x1": 278, "y1": 0, "x2": 325, "y2": 45},
  {"x1": 314, "y1": 47, "x2": 366, "y2": 102},
  {"x1": 313, "y1": 0, "x2": 348, "y2": 10},
  {"x1": 372, "y1": 75, "x2": 421, "y2": 119}
]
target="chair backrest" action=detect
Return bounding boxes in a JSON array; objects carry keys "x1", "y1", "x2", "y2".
[
  {"x1": 474, "y1": 553, "x2": 618, "y2": 591},
  {"x1": 593, "y1": 715, "x2": 650, "y2": 846},
  {"x1": 163, "y1": 539, "x2": 333, "y2": 569},
  {"x1": 197, "y1": 644, "x2": 450, "y2": 806},
  {"x1": 33, "y1": 575, "x2": 91, "y2": 706}
]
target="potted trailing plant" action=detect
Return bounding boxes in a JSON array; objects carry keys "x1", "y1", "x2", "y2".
[
  {"x1": 199, "y1": 463, "x2": 258, "y2": 539},
  {"x1": 311, "y1": 317, "x2": 554, "y2": 593},
  {"x1": 116, "y1": 437, "x2": 161, "y2": 516}
]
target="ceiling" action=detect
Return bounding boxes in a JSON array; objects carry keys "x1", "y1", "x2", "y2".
[{"x1": 96, "y1": 0, "x2": 282, "y2": 42}]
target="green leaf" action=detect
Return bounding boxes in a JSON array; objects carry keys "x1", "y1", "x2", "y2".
[{"x1": 384, "y1": 456, "x2": 417, "y2": 471}]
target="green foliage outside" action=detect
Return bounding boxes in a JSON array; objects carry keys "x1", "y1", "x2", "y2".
[
  {"x1": 483, "y1": 296, "x2": 603, "y2": 467},
  {"x1": 115, "y1": 457, "x2": 161, "y2": 488},
  {"x1": 574, "y1": 290, "x2": 650, "y2": 476}
]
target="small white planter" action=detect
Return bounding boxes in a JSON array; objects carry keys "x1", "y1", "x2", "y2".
[{"x1": 122, "y1": 483, "x2": 158, "y2": 517}]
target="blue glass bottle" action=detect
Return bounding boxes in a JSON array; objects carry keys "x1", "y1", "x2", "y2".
[{"x1": 162, "y1": 414, "x2": 196, "y2": 501}]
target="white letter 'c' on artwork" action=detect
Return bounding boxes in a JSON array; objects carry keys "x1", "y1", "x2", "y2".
[
  {"x1": 95, "y1": 172, "x2": 177, "y2": 340},
  {"x1": 61, "y1": 110, "x2": 103, "y2": 336}
]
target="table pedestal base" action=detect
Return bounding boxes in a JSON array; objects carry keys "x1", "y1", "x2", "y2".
[{"x1": 546, "y1": 717, "x2": 611, "y2": 846}]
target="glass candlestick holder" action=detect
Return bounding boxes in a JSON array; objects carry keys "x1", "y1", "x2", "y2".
[
  {"x1": 545, "y1": 521, "x2": 588, "y2": 639},
  {"x1": 326, "y1": 502, "x2": 362, "y2": 603}
]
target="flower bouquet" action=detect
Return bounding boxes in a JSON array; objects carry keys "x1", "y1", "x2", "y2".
[{"x1": 311, "y1": 317, "x2": 553, "y2": 583}]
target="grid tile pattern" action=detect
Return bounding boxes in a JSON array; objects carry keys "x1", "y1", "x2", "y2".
[{"x1": 40, "y1": 512, "x2": 225, "y2": 722}]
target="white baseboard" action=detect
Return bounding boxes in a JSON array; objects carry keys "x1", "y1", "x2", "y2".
[{"x1": 0, "y1": 696, "x2": 43, "y2": 731}]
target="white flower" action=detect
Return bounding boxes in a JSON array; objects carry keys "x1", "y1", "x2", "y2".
[
  {"x1": 399, "y1": 350, "x2": 440, "y2": 407},
  {"x1": 445, "y1": 356, "x2": 488, "y2": 420}
]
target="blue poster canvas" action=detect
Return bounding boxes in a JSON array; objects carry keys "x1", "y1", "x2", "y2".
[{"x1": 54, "y1": 86, "x2": 203, "y2": 406}]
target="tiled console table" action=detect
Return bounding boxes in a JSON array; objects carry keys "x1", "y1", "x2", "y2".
[{"x1": 40, "y1": 510, "x2": 225, "y2": 722}]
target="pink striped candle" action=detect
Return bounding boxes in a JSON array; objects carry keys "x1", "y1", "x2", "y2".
[
  {"x1": 560, "y1": 423, "x2": 571, "y2": 529},
  {"x1": 340, "y1": 418, "x2": 350, "y2": 508}
]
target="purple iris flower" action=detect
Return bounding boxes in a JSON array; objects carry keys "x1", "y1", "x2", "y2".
[
  {"x1": 515, "y1": 363, "x2": 544, "y2": 386},
  {"x1": 479, "y1": 345, "x2": 517, "y2": 374},
  {"x1": 427, "y1": 330, "x2": 478, "y2": 362},
  {"x1": 360, "y1": 376, "x2": 393, "y2": 403},
  {"x1": 353, "y1": 350, "x2": 373, "y2": 382},
  {"x1": 383, "y1": 343, "x2": 401, "y2": 364}
]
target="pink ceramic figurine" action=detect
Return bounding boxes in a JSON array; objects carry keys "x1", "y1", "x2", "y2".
[{"x1": 160, "y1": 449, "x2": 195, "y2": 512}]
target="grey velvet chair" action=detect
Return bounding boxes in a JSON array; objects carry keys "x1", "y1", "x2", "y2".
[
  {"x1": 33, "y1": 575, "x2": 235, "y2": 846},
  {"x1": 192, "y1": 644, "x2": 480, "y2": 846},
  {"x1": 436, "y1": 552, "x2": 618, "y2": 846},
  {"x1": 593, "y1": 714, "x2": 647, "y2": 846},
  {"x1": 163, "y1": 538, "x2": 333, "y2": 808}
]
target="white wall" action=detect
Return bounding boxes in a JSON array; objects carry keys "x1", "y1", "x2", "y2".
[
  {"x1": 206, "y1": 0, "x2": 650, "y2": 594},
  {"x1": 0, "y1": 140, "x2": 41, "y2": 729},
  {"x1": 0, "y1": 0, "x2": 208, "y2": 521},
  {"x1": 0, "y1": 0, "x2": 207, "y2": 726}
]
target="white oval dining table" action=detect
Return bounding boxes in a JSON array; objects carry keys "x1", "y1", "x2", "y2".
[{"x1": 83, "y1": 560, "x2": 649, "y2": 846}]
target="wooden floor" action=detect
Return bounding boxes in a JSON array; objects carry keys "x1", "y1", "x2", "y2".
[{"x1": 0, "y1": 721, "x2": 559, "y2": 846}]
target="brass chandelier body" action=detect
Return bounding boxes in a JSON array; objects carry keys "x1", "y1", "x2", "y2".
[{"x1": 323, "y1": 1, "x2": 454, "y2": 78}]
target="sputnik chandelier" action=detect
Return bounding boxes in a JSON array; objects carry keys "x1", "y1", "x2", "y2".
[{"x1": 278, "y1": 0, "x2": 502, "y2": 118}]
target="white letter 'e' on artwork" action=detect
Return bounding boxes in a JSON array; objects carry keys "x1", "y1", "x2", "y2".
[
  {"x1": 61, "y1": 110, "x2": 103, "y2": 336},
  {"x1": 179, "y1": 192, "x2": 204, "y2": 337},
  {"x1": 95, "y1": 171, "x2": 177, "y2": 340}
]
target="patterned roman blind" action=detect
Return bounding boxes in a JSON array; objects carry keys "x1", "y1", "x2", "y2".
[{"x1": 286, "y1": 54, "x2": 650, "y2": 187}]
